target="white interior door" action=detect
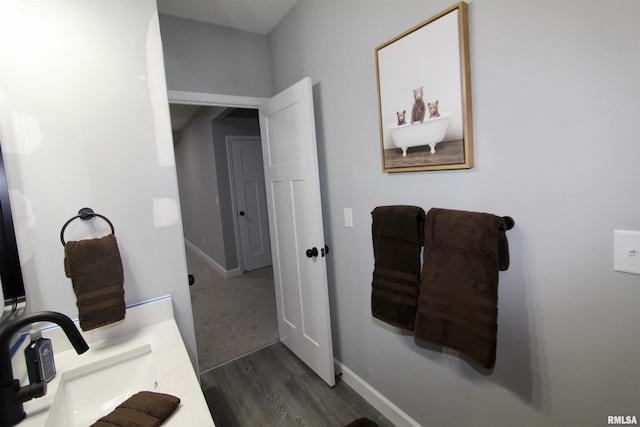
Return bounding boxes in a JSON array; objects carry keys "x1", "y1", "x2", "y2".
[
  {"x1": 229, "y1": 136, "x2": 272, "y2": 272},
  {"x1": 259, "y1": 77, "x2": 335, "y2": 386}
]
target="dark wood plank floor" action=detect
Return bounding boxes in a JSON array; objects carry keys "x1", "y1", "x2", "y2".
[{"x1": 200, "y1": 342, "x2": 395, "y2": 427}]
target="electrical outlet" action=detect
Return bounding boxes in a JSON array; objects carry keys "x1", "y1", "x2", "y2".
[{"x1": 614, "y1": 230, "x2": 640, "y2": 275}]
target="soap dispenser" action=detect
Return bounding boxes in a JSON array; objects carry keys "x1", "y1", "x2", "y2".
[{"x1": 23, "y1": 327, "x2": 56, "y2": 383}]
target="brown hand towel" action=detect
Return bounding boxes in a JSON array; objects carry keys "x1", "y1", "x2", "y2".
[
  {"x1": 91, "y1": 391, "x2": 180, "y2": 427},
  {"x1": 414, "y1": 208, "x2": 510, "y2": 369},
  {"x1": 371, "y1": 205, "x2": 425, "y2": 330},
  {"x1": 64, "y1": 234, "x2": 125, "y2": 331},
  {"x1": 345, "y1": 418, "x2": 380, "y2": 427}
]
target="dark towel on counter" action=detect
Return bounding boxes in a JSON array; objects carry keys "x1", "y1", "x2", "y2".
[
  {"x1": 345, "y1": 418, "x2": 380, "y2": 427},
  {"x1": 371, "y1": 205, "x2": 425, "y2": 330},
  {"x1": 414, "y1": 208, "x2": 510, "y2": 369},
  {"x1": 64, "y1": 234, "x2": 125, "y2": 331},
  {"x1": 91, "y1": 391, "x2": 180, "y2": 427}
]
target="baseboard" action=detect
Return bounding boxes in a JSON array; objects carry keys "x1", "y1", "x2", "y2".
[
  {"x1": 184, "y1": 240, "x2": 242, "y2": 278},
  {"x1": 334, "y1": 360, "x2": 421, "y2": 427}
]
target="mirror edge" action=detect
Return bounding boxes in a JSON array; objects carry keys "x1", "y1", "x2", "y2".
[{"x1": 0, "y1": 139, "x2": 26, "y2": 316}]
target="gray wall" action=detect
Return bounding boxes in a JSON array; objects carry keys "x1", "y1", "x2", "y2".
[
  {"x1": 268, "y1": 1, "x2": 640, "y2": 426},
  {"x1": 211, "y1": 117, "x2": 262, "y2": 271},
  {"x1": 159, "y1": 14, "x2": 272, "y2": 97},
  {"x1": 174, "y1": 107, "x2": 227, "y2": 265}
]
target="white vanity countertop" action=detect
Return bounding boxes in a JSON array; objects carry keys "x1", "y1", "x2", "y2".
[{"x1": 12, "y1": 296, "x2": 215, "y2": 427}]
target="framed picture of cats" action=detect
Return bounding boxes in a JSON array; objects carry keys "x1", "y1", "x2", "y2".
[{"x1": 375, "y1": 1, "x2": 474, "y2": 173}]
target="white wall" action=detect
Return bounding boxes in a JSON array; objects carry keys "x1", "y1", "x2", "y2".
[
  {"x1": 0, "y1": 0, "x2": 198, "y2": 369},
  {"x1": 269, "y1": 0, "x2": 639, "y2": 426}
]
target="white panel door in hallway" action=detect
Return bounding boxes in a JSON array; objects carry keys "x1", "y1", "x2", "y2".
[
  {"x1": 229, "y1": 135, "x2": 272, "y2": 272},
  {"x1": 259, "y1": 77, "x2": 335, "y2": 387}
]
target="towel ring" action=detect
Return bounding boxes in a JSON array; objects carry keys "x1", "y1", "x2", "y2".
[{"x1": 60, "y1": 207, "x2": 115, "y2": 246}]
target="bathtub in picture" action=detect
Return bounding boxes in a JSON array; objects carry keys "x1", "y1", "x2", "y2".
[{"x1": 390, "y1": 112, "x2": 451, "y2": 157}]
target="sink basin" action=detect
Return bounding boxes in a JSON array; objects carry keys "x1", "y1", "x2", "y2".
[
  {"x1": 45, "y1": 344, "x2": 157, "y2": 427},
  {"x1": 18, "y1": 297, "x2": 215, "y2": 426}
]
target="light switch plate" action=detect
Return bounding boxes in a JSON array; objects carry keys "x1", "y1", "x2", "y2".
[
  {"x1": 614, "y1": 229, "x2": 640, "y2": 275},
  {"x1": 344, "y1": 208, "x2": 353, "y2": 228}
]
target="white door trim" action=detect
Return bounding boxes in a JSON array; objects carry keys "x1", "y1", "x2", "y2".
[
  {"x1": 168, "y1": 90, "x2": 267, "y2": 108},
  {"x1": 168, "y1": 90, "x2": 267, "y2": 272}
]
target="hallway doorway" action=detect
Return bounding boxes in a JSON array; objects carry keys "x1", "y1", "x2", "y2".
[
  {"x1": 169, "y1": 82, "x2": 336, "y2": 386},
  {"x1": 170, "y1": 100, "x2": 278, "y2": 372}
]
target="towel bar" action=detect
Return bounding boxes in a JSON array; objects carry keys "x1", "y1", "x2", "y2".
[
  {"x1": 370, "y1": 207, "x2": 514, "y2": 231},
  {"x1": 60, "y1": 207, "x2": 115, "y2": 246},
  {"x1": 502, "y1": 216, "x2": 515, "y2": 231}
]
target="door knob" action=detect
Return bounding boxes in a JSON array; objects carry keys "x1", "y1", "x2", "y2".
[
  {"x1": 306, "y1": 247, "x2": 319, "y2": 258},
  {"x1": 239, "y1": 211, "x2": 245, "y2": 216}
]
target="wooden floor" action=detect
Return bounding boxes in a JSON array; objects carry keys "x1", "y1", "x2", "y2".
[{"x1": 200, "y1": 342, "x2": 395, "y2": 427}]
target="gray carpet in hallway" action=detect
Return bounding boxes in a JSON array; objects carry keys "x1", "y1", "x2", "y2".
[{"x1": 186, "y1": 244, "x2": 279, "y2": 373}]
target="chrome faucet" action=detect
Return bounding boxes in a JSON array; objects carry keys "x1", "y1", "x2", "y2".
[{"x1": 0, "y1": 311, "x2": 89, "y2": 427}]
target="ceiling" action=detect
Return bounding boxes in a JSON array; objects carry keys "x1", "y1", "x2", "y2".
[{"x1": 156, "y1": 0, "x2": 299, "y2": 35}]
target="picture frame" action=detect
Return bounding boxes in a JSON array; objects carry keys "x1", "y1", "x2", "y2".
[{"x1": 375, "y1": 1, "x2": 473, "y2": 173}]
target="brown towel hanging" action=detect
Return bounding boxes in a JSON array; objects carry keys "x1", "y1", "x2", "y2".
[
  {"x1": 371, "y1": 205, "x2": 425, "y2": 330},
  {"x1": 64, "y1": 234, "x2": 125, "y2": 331},
  {"x1": 414, "y1": 208, "x2": 510, "y2": 369}
]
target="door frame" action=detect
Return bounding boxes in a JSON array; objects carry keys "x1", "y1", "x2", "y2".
[
  {"x1": 169, "y1": 90, "x2": 267, "y2": 272},
  {"x1": 168, "y1": 90, "x2": 266, "y2": 110},
  {"x1": 170, "y1": 88, "x2": 336, "y2": 386}
]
